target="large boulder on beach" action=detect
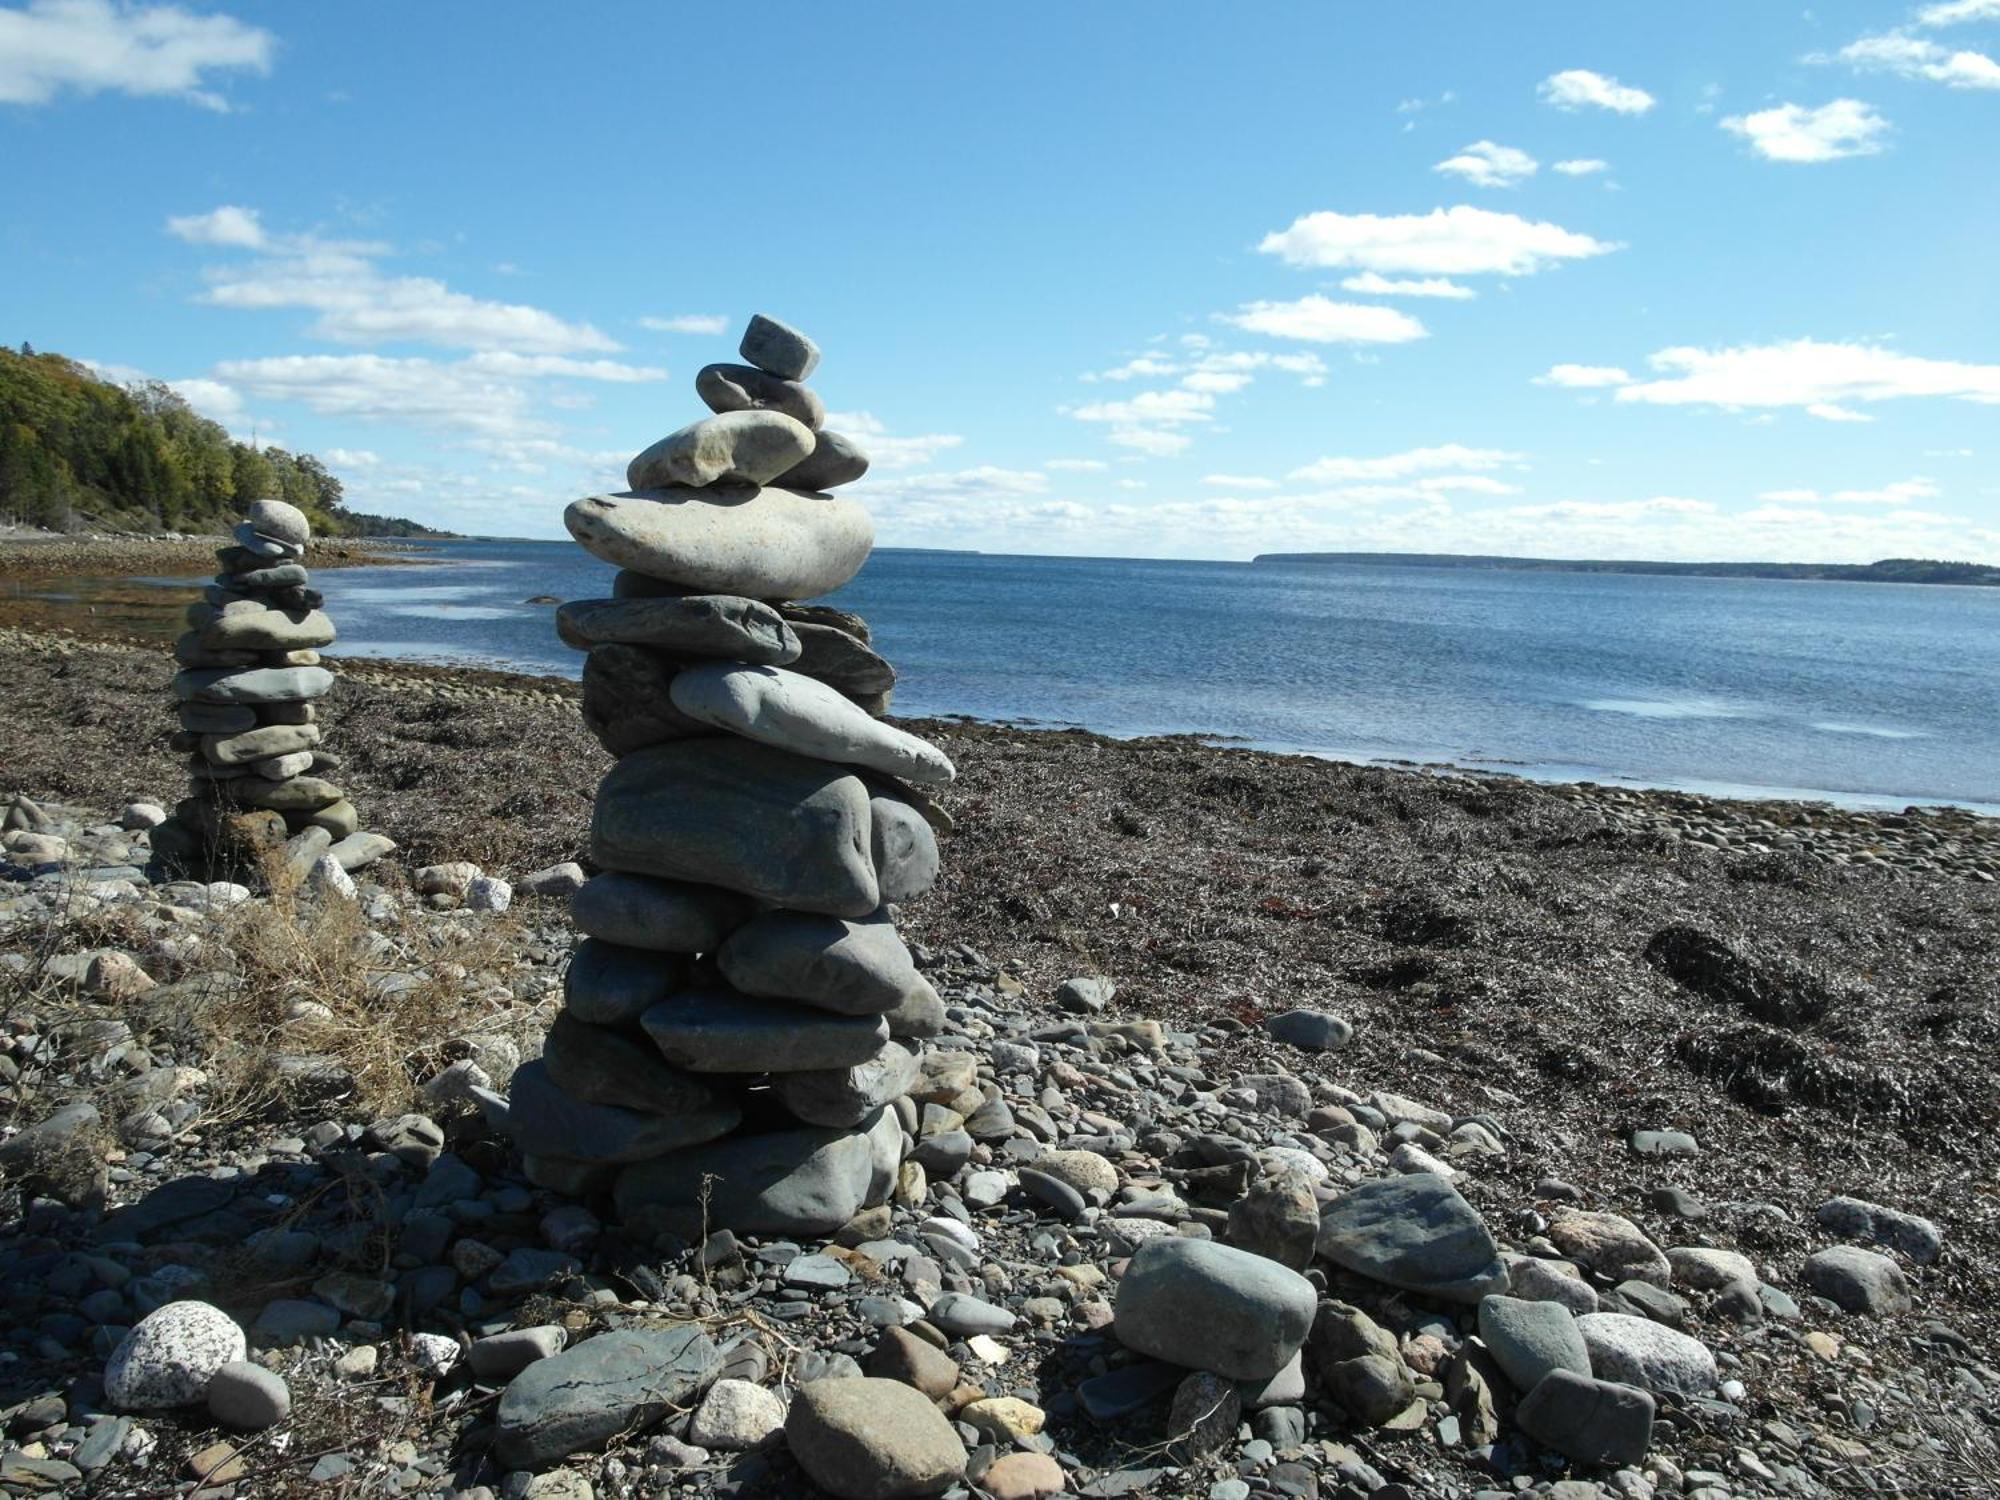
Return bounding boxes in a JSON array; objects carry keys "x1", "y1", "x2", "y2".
[
  {"x1": 105, "y1": 1301, "x2": 246, "y2": 1410},
  {"x1": 565, "y1": 486, "x2": 874, "y2": 601}
]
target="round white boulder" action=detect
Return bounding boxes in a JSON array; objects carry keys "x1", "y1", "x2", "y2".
[{"x1": 105, "y1": 1300, "x2": 247, "y2": 1410}]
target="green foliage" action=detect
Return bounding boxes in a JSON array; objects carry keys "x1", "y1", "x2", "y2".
[{"x1": 0, "y1": 346, "x2": 438, "y2": 538}]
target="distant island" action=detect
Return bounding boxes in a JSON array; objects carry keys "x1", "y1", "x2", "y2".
[
  {"x1": 1251, "y1": 551, "x2": 2000, "y2": 587},
  {"x1": 0, "y1": 344, "x2": 444, "y2": 539}
]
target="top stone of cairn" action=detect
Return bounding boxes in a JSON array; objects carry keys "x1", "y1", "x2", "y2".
[
  {"x1": 245, "y1": 497, "x2": 311, "y2": 548},
  {"x1": 741, "y1": 313, "x2": 821, "y2": 382}
]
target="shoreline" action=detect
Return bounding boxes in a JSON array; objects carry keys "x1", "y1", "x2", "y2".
[{"x1": 0, "y1": 527, "x2": 1993, "y2": 822}]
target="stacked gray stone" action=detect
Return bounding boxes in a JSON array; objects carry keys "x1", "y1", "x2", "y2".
[
  {"x1": 509, "y1": 313, "x2": 952, "y2": 1239},
  {"x1": 151, "y1": 499, "x2": 392, "y2": 880}
]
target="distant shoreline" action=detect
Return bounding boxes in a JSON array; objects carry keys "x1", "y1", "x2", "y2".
[{"x1": 1252, "y1": 551, "x2": 2000, "y2": 587}]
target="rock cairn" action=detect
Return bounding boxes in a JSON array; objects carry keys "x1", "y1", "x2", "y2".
[
  {"x1": 151, "y1": 499, "x2": 392, "y2": 883},
  {"x1": 510, "y1": 313, "x2": 955, "y2": 1240}
]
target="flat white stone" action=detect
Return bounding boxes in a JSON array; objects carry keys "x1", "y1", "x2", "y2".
[
  {"x1": 670, "y1": 663, "x2": 953, "y2": 785},
  {"x1": 565, "y1": 486, "x2": 873, "y2": 601}
]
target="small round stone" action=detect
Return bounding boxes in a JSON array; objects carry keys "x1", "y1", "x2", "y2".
[{"x1": 206, "y1": 1361, "x2": 290, "y2": 1430}]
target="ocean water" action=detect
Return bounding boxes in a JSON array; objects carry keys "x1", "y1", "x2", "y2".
[{"x1": 76, "y1": 538, "x2": 2000, "y2": 812}]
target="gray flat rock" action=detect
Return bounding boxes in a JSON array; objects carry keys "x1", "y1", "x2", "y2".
[
  {"x1": 495, "y1": 1324, "x2": 719, "y2": 1469},
  {"x1": 580, "y1": 643, "x2": 710, "y2": 756},
  {"x1": 541, "y1": 1012, "x2": 731, "y2": 1115},
  {"x1": 507, "y1": 1059, "x2": 738, "y2": 1165},
  {"x1": 1477, "y1": 1295, "x2": 1592, "y2": 1393},
  {"x1": 1316, "y1": 1174, "x2": 1509, "y2": 1304},
  {"x1": 199, "y1": 607, "x2": 335, "y2": 653},
  {"x1": 246, "y1": 498, "x2": 311, "y2": 545},
  {"x1": 1114, "y1": 1237, "x2": 1316, "y2": 1382},
  {"x1": 570, "y1": 872, "x2": 751, "y2": 953},
  {"x1": 775, "y1": 428, "x2": 870, "y2": 492},
  {"x1": 740, "y1": 312, "x2": 821, "y2": 381},
  {"x1": 790, "y1": 621, "x2": 897, "y2": 699},
  {"x1": 1574, "y1": 1313, "x2": 1717, "y2": 1396},
  {"x1": 1516, "y1": 1367, "x2": 1654, "y2": 1467},
  {"x1": 557, "y1": 595, "x2": 800, "y2": 663},
  {"x1": 716, "y1": 908, "x2": 920, "y2": 1014},
  {"x1": 671, "y1": 663, "x2": 952, "y2": 785},
  {"x1": 173, "y1": 666, "x2": 334, "y2": 705},
  {"x1": 614, "y1": 1111, "x2": 893, "y2": 1237},
  {"x1": 562, "y1": 939, "x2": 693, "y2": 1026},
  {"x1": 200, "y1": 722, "x2": 320, "y2": 767},
  {"x1": 566, "y1": 486, "x2": 873, "y2": 602},
  {"x1": 870, "y1": 792, "x2": 939, "y2": 903},
  {"x1": 640, "y1": 989, "x2": 889, "y2": 1073},
  {"x1": 772, "y1": 1042, "x2": 922, "y2": 1127},
  {"x1": 627, "y1": 410, "x2": 815, "y2": 490},
  {"x1": 696, "y1": 362, "x2": 826, "y2": 429},
  {"x1": 592, "y1": 740, "x2": 880, "y2": 917}
]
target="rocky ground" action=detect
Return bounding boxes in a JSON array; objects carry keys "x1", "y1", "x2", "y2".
[{"x1": 0, "y1": 627, "x2": 1994, "y2": 1500}]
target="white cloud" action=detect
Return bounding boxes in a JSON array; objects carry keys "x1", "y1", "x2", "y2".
[
  {"x1": 1917, "y1": 0, "x2": 2000, "y2": 23},
  {"x1": 1538, "y1": 69, "x2": 1657, "y2": 114},
  {"x1": 459, "y1": 352, "x2": 665, "y2": 382},
  {"x1": 1288, "y1": 443, "x2": 1525, "y2": 484},
  {"x1": 1553, "y1": 158, "x2": 1609, "y2": 176},
  {"x1": 1259, "y1": 206, "x2": 1619, "y2": 277},
  {"x1": 1091, "y1": 355, "x2": 1182, "y2": 381},
  {"x1": 823, "y1": 410, "x2": 963, "y2": 469},
  {"x1": 639, "y1": 314, "x2": 728, "y2": 335},
  {"x1": 1434, "y1": 140, "x2": 1538, "y2": 188},
  {"x1": 213, "y1": 354, "x2": 544, "y2": 438},
  {"x1": 1720, "y1": 99, "x2": 1889, "y2": 162},
  {"x1": 173, "y1": 208, "x2": 622, "y2": 354},
  {"x1": 1610, "y1": 338, "x2": 2000, "y2": 413},
  {"x1": 166, "y1": 204, "x2": 266, "y2": 248},
  {"x1": 1181, "y1": 370, "x2": 1253, "y2": 394},
  {"x1": 1824, "y1": 32, "x2": 2000, "y2": 89},
  {"x1": 0, "y1": 0, "x2": 273, "y2": 109},
  {"x1": 1219, "y1": 295, "x2": 1427, "y2": 344},
  {"x1": 1759, "y1": 478, "x2": 1937, "y2": 505},
  {"x1": 1068, "y1": 389, "x2": 1216, "y2": 426},
  {"x1": 1805, "y1": 402, "x2": 1875, "y2": 423},
  {"x1": 1535, "y1": 363, "x2": 1634, "y2": 388},
  {"x1": 1045, "y1": 458, "x2": 1109, "y2": 472},
  {"x1": 1203, "y1": 474, "x2": 1280, "y2": 490},
  {"x1": 1339, "y1": 272, "x2": 1476, "y2": 300},
  {"x1": 1108, "y1": 427, "x2": 1193, "y2": 457}
]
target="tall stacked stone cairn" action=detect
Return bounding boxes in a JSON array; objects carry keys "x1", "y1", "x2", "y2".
[
  {"x1": 150, "y1": 499, "x2": 393, "y2": 881},
  {"x1": 508, "y1": 313, "x2": 956, "y2": 1240}
]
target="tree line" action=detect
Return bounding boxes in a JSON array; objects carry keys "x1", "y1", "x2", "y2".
[{"x1": 0, "y1": 344, "x2": 440, "y2": 537}]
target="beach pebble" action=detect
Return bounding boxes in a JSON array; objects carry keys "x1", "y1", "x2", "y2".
[{"x1": 784, "y1": 1377, "x2": 965, "y2": 1500}]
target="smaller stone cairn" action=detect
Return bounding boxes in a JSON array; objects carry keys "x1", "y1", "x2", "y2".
[
  {"x1": 150, "y1": 499, "x2": 393, "y2": 882},
  {"x1": 509, "y1": 313, "x2": 956, "y2": 1240}
]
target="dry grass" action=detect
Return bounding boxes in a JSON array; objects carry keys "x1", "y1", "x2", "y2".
[{"x1": 188, "y1": 882, "x2": 539, "y2": 1125}]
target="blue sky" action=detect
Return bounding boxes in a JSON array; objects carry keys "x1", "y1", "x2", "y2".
[{"x1": 4, "y1": 1, "x2": 1997, "y2": 561}]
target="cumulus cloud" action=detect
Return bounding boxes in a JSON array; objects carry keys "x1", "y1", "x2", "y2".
[
  {"x1": 1608, "y1": 338, "x2": 2000, "y2": 413},
  {"x1": 1535, "y1": 363, "x2": 1634, "y2": 388},
  {"x1": 1822, "y1": 32, "x2": 2000, "y2": 89},
  {"x1": 1339, "y1": 272, "x2": 1476, "y2": 299},
  {"x1": 1068, "y1": 389, "x2": 1217, "y2": 426},
  {"x1": 1288, "y1": 443, "x2": 1526, "y2": 484},
  {"x1": 1759, "y1": 478, "x2": 1938, "y2": 505},
  {"x1": 1721, "y1": 99, "x2": 1889, "y2": 162},
  {"x1": 170, "y1": 206, "x2": 623, "y2": 354},
  {"x1": 1259, "y1": 206, "x2": 1619, "y2": 277},
  {"x1": 639, "y1": 314, "x2": 728, "y2": 335},
  {"x1": 166, "y1": 204, "x2": 266, "y2": 248},
  {"x1": 1553, "y1": 158, "x2": 1609, "y2": 176},
  {"x1": 824, "y1": 411, "x2": 964, "y2": 469},
  {"x1": 1045, "y1": 458, "x2": 1109, "y2": 472},
  {"x1": 1917, "y1": 0, "x2": 2000, "y2": 22},
  {"x1": 1538, "y1": 69, "x2": 1656, "y2": 114},
  {"x1": 1219, "y1": 295, "x2": 1427, "y2": 344},
  {"x1": 0, "y1": 0, "x2": 273, "y2": 109},
  {"x1": 1202, "y1": 474, "x2": 1280, "y2": 490},
  {"x1": 1434, "y1": 140, "x2": 1538, "y2": 188}
]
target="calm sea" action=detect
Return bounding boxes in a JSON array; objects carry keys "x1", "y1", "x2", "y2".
[{"x1": 63, "y1": 538, "x2": 2000, "y2": 813}]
